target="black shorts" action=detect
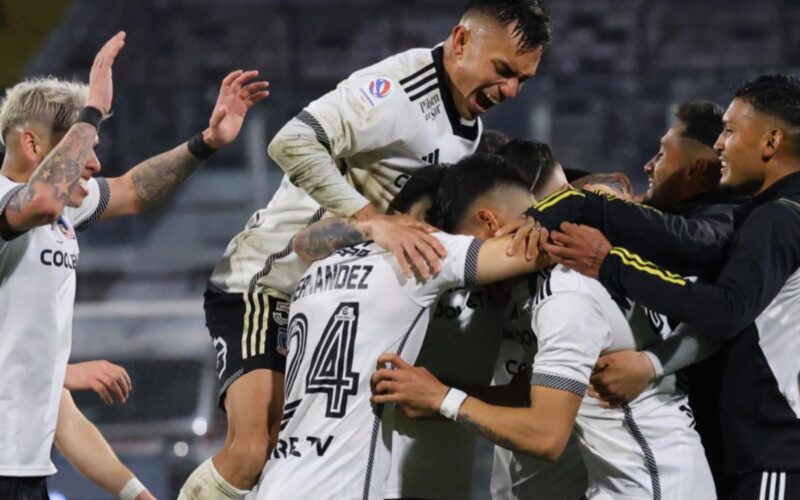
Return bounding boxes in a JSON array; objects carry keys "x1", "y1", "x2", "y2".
[
  {"x1": 724, "y1": 471, "x2": 800, "y2": 500},
  {"x1": 204, "y1": 288, "x2": 289, "y2": 410},
  {"x1": 0, "y1": 476, "x2": 49, "y2": 500}
]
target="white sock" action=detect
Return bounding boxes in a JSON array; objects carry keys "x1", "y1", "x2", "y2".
[{"x1": 178, "y1": 458, "x2": 250, "y2": 500}]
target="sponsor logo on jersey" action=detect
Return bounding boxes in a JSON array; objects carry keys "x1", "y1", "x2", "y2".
[
  {"x1": 55, "y1": 216, "x2": 75, "y2": 240},
  {"x1": 368, "y1": 77, "x2": 392, "y2": 98},
  {"x1": 422, "y1": 149, "x2": 440, "y2": 164},
  {"x1": 40, "y1": 249, "x2": 79, "y2": 269},
  {"x1": 355, "y1": 77, "x2": 394, "y2": 110}
]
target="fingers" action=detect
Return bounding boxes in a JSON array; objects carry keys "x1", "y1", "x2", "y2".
[
  {"x1": 232, "y1": 70, "x2": 260, "y2": 91},
  {"x1": 108, "y1": 376, "x2": 128, "y2": 403},
  {"x1": 209, "y1": 105, "x2": 228, "y2": 129},
  {"x1": 418, "y1": 231, "x2": 447, "y2": 259},
  {"x1": 413, "y1": 238, "x2": 443, "y2": 275},
  {"x1": 377, "y1": 352, "x2": 411, "y2": 370},
  {"x1": 221, "y1": 69, "x2": 244, "y2": 89},
  {"x1": 495, "y1": 217, "x2": 527, "y2": 238},
  {"x1": 530, "y1": 227, "x2": 549, "y2": 261},
  {"x1": 95, "y1": 384, "x2": 113, "y2": 405},
  {"x1": 506, "y1": 221, "x2": 532, "y2": 257},
  {"x1": 120, "y1": 368, "x2": 133, "y2": 393},
  {"x1": 94, "y1": 31, "x2": 126, "y2": 67},
  {"x1": 391, "y1": 247, "x2": 413, "y2": 279},
  {"x1": 402, "y1": 241, "x2": 433, "y2": 280}
]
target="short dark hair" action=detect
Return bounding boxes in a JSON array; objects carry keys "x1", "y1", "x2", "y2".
[
  {"x1": 733, "y1": 74, "x2": 800, "y2": 127},
  {"x1": 498, "y1": 138, "x2": 556, "y2": 191},
  {"x1": 673, "y1": 100, "x2": 724, "y2": 149},
  {"x1": 477, "y1": 129, "x2": 510, "y2": 155},
  {"x1": 464, "y1": 0, "x2": 551, "y2": 53},
  {"x1": 433, "y1": 153, "x2": 530, "y2": 233},
  {"x1": 388, "y1": 165, "x2": 446, "y2": 216}
]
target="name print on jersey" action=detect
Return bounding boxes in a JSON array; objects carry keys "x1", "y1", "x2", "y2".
[{"x1": 292, "y1": 264, "x2": 374, "y2": 301}]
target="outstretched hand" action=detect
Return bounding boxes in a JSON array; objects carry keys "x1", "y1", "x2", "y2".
[
  {"x1": 202, "y1": 70, "x2": 270, "y2": 149},
  {"x1": 86, "y1": 31, "x2": 126, "y2": 115},
  {"x1": 65, "y1": 360, "x2": 132, "y2": 405}
]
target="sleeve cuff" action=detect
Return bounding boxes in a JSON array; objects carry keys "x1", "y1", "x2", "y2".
[
  {"x1": 463, "y1": 238, "x2": 483, "y2": 286},
  {"x1": 530, "y1": 372, "x2": 587, "y2": 396},
  {"x1": 642, "y1": 351, "x2": 664, "y2": 379}
]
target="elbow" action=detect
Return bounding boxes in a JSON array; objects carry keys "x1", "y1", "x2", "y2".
[
  {"x1": 519, "y1": 434, "x2": 568, "y2": 463},
  {"x1": 291, "y1": 233, "x2": 313, "y2": 264}
]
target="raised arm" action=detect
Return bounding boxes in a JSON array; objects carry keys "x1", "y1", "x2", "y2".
[
  {"x1": 100, "y1": 69, "x2": 269, "y2": 219},
  {"x1": 523, "y1": 188, "x2": 734, "y2": 276},
  {"x1": 55, "y1": 390, "x2": 155, "y2": 500},
  {"x1": 0, "y1": 32, "x2": 125, "y2": 234}
]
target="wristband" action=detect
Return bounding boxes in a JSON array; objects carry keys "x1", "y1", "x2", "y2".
[
  {"x1": 187, "y1": 132, "x2": 218, "y2": 160},
  {"x1": 439, "y1": 388, "x2": 468, "y2": 421},
  {"x1": 76, "y1": 106, "x2": 103, "y2": 130},
  {"x1": 118, "y1": 477, "x2": 146, "y2": 500}
]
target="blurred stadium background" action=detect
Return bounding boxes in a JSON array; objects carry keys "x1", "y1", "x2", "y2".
[{"x1": 2, "y1": 0, "x2": 799, "y2": 497}]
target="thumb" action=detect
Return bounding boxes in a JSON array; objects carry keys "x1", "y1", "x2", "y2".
[{"x1": 210, "y1": 105, "x2": 228, "y2": 129}]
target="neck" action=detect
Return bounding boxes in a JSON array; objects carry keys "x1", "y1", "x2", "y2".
[
  {"x1": 0, "y1": 155, "x2": 33, "y2": 183},
  {"x1": 757, "y1": 158, "x2": 800, "y2": 194}
]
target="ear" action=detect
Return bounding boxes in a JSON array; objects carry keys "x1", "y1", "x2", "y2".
[
  {"x1": 687, "y1": 157, "x2": 707, "y2": 178},
  {"x1": 763, "y1": 128, "x2": 783, "y2": 161},
  {"x1": 476, "y1": 208, "x2": 500, "y2": 232},
  {"x1": 451, "y1": 25, "x2": 469, "y2": 57},
  {"x1": 19, "y1": 129, "x2": 45, "y2": 164}
]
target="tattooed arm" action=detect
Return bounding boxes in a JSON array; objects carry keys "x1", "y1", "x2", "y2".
[
  {"x1": 292, "y1": 214, "x2": 447, "y2": 279},
  {"x1": 99, "y1": 69, "x2": 270, "y2": 219},
  {"x1": 0, "y1": 123, "x2": 98, "y2": 234}
]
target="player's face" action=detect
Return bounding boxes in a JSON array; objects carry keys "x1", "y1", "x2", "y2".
[
  {"x1": 46, "y1": 130, "x2": 102, "y2": 208},
  {"x1": 644, "y1": 123, "x2": 690, "y2": 207},
  {"x1": 715, "y1": 99, "x2": 767, "y2": 193},
  {"x1": 450, "y1": 20, "x2": 543, "y2": 120}
]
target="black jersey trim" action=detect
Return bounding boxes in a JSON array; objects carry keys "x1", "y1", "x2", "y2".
[
  {"x1": 431, "y1": 46, "x2": 480, "y2": 141},
  {"x1": 530, "y1": 372, "x2": 587, "y2": 396},
  {"x1": 409, "y1": 82, "x2": 440, "y2": 102},
  {"x1": 0, "y1": 184, "x2": 25, "y2": 241},
  {"x1": 403, "y1": 71, "x2": 437, "y2": 94},
  {"x1": 464, "y1": 238, "x2": 483, "y2": 285},
  {"x1": 295, "y1": 110, "x2": 332, "y2": 155},
  {"x1": 399, "y1": 62, "x2": 435, "y2": 86},
  {"x1": 75, "y1": 177, "x2": 110, "y2": 232},
  {"x1": 248, "y1": 206, "x2": 327, "y2": 293},
  {"x1": 622, "y1": 403, "x2": 662, "y2": 500}
]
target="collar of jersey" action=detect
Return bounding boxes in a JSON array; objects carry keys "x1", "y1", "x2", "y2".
[{"x1": 431, "y1": 45, "x2": 480, "y2": 142}]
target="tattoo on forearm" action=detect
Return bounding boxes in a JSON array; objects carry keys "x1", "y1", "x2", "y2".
[
  {"x1": 6, "y1": 123, "x2": 96, "y2": 214},
  {"x1": 459, "y1": 414, "x2": 520, "y2": 453},
  {"x1": 294, "y1": 218, "x2": 367, "y2": 260},
  {"x1": 130, "y1": 144, "x2": 202, "y2": 210}
]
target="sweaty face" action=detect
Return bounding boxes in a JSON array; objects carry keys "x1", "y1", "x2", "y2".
[
  {"x1": 450, "y1": 19, "x2": 543, "y2": 120},
  {"x1": 715, "y1": 99, "x2": 768, "y2": 193},
  {"x1": 644, "y1": 123, "x2": 691, "y2": 207}
]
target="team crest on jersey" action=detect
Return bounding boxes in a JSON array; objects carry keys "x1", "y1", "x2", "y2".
[
  {"x1": 55, "y1": 216, "x2": 75, "y2": 240},
  {"x1": 355, "y1": 76, "x2": 394, "y2": 110}
]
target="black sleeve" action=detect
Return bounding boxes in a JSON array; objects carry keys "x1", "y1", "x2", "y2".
[
  {"x1": 597, "y1": 200, "x2": 800, "y2": 340},
  {"x1": 526, "y1": 189, "x2": 733, "y2": 276}
]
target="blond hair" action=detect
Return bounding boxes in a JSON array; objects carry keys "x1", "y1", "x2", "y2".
[{"x1": 0, "y1": 77, "x2": 88, "y2": 146}]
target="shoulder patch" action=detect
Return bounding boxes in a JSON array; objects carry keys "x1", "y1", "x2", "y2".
[{"x1": 355, "y1": 77, "x2": 395, "y2": 109}]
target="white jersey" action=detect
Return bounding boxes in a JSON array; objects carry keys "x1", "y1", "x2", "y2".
[
  {"x1": 490, "y1": 278, "x2": 589, "y2": 500},
  {"x1": 257, "y1": 233, "x2": 482, "y2": 500},
  {"x1": 529, "y1": 265, "x2": 715, "y2": 500},
  {"x1": 385, "y1": 286, "x2": 504, "y2": 500},
  {"x1": 209, "y1": 45, "x2": 482, "y2": 299},
  {"x1": 0, "y1": 175, "x2": 109, "y2": 476}
]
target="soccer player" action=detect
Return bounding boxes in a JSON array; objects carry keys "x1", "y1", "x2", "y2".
[
  {"x1": 0, "y1": 33, "x2": 268, "y2": 499},
  {"x1": 374, "y1": 150, "x2": 716, "y2": 500},
  {"x1": 254, "y1": 154, "x2": 554, "y2": 500},
  {"x1": 544, "y1": 74, "x2": 800, "y2": 499},
  {"x1": 190, "y1": 2, "x2": 552, "y2": 497}
]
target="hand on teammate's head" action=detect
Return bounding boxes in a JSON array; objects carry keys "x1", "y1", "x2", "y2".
[
  {"x1": 543, "y1": 223, "x2": 611, "y2": 279},
  {"x1": 363, "y1": 213, "x2": 447, "y2": 281}
]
